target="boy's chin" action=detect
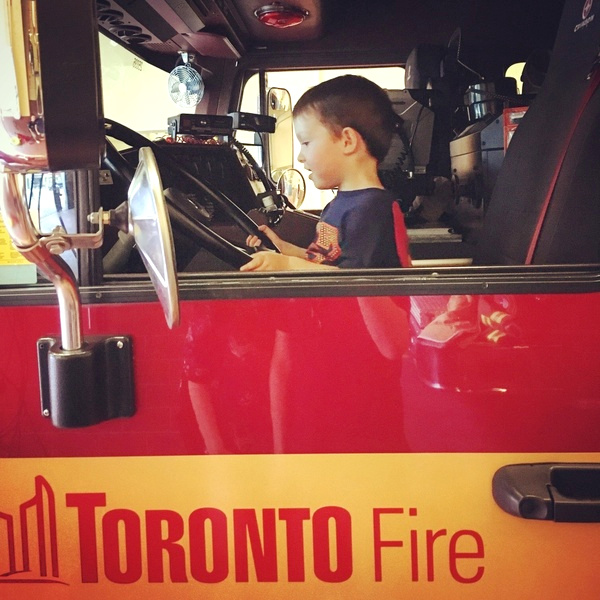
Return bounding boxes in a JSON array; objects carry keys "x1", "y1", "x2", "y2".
[{"x1": 312, "y1": 177, "x2": 334, "y2": 190}]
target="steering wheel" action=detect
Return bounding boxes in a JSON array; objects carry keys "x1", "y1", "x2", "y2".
[{"x1": 102, "y1": 119, "x2": 280, "y2": 270}]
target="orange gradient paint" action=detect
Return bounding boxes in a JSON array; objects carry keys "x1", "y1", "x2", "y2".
[{"x1": 1, "y1": 453, "x2": 599, "y2": 599}]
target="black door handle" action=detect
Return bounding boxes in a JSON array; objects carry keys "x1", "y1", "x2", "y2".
[{"x1": 493, "y1": 463, "x2": 600, "y2": 522}]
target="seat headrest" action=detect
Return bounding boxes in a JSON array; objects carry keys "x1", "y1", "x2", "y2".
[
  {"x1": 521, "y1": 49, "x2": 552, "y2": 94},
  {"x1": 405, "y1": 44, "x2": 447, "y2": 90}
]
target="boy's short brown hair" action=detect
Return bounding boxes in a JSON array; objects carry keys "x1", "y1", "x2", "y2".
[{"x1": 293, "y1": 75, "x2": 396, "y2": 163}]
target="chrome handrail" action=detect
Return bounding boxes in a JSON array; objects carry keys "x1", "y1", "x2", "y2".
[{"x1": 0, "y1": 172, "x2": 82, "y2": 351}]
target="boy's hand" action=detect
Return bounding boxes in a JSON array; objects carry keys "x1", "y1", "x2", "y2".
[
  {"x1": 240, "y1": 251, "x2": 293, "y2": 271},
  {"x1": 240, "y1": 252, "x2": 339, "y2": 272},
  {"x1": 246, "y1": 225, "x2": 282, "y2": 251},
  {"x1": 246, "y1": 224, "x2": 307, "y2": 259}
]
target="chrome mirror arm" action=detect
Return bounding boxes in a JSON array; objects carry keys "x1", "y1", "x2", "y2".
[{"x1": 0, "y1": 172, "x2": 84, "y2": 351}]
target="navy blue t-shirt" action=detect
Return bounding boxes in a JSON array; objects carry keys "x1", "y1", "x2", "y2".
[{"x1": 306, "y1": 188, "x2": 402, "y2": 268}]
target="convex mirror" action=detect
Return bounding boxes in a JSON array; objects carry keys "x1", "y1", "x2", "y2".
[
  {"x1": 277, "y1": 168, "x2": 306, "y2": 209},
  {"x1": 268, "y1": 87, "x2": 293, "y2": 183}
]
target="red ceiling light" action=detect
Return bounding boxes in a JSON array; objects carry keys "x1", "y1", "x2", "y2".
[{"x1": 254, "y1": 3, "x2": 308, "y2": 28}]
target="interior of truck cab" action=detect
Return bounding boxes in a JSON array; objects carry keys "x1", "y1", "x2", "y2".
[
  {"x1": 88, "y1": 0, "x2": 600, "y2": 277},
  {"x1": 4, "y1": 0, "x2": 599, "y2": 288}
]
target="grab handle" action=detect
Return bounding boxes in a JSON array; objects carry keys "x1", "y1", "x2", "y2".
[{"x1": 492, "y1": 463, "x2": 600, "y2": 522}]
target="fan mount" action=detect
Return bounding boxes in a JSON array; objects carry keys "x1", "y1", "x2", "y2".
[{"x1": 168, "y1": 52, "x2": 205, "y2": 108}]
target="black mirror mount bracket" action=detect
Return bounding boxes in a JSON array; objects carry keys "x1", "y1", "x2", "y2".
[{"x1": 38, "y1": 336, "x2": 135, "y2": 428}]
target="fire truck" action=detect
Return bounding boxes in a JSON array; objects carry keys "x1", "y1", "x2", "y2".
[{"x1": 1, "y1": 0, "x2": 599, "y2": 597}]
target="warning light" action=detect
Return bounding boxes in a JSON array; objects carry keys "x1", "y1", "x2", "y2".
[{"x1": 254, "y1": 3, "x2": 308, "y2": 28}]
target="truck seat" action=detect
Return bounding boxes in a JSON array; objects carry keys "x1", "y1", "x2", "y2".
[{"x1": 474, "y1": 0, "x2": 600, "y2": 265}]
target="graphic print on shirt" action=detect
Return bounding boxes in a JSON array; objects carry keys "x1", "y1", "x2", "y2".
[{"x1": 306, "y1": 222, "x2": 342, "y2": 264}]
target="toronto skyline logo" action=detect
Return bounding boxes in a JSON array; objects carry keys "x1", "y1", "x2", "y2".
[{"x1": 0, "y1": 476, "x2": 66, "y2": 585}]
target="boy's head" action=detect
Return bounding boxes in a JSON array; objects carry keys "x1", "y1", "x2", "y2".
[{"x1": 292, "y1": 75, "x2": 396, "y2": 163}]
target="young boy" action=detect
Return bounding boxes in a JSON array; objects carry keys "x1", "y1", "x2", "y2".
[{"x1": 240, "y1": 75, "x2": 411, "y2": 271}]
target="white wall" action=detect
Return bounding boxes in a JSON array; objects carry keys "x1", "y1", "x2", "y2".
[
  {"x1": 242, "y1": 67, "x2": 405, "y2": 210},
  {"x1": 99, "y1": 34, "x2": 179, "y2": 137}
]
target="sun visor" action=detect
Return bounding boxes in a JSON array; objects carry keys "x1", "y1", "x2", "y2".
[{"x1": 0, "y1": 0, "x2": 104, "y2": 173}]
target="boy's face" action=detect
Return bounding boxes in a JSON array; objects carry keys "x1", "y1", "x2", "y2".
[{"x1": 294, "y1": 109, "x2": 345, "y2": 190}]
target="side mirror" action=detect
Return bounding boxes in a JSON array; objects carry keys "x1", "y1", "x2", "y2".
[
  {"x1": 267, "y1": 87, "x2": 294, "y2": 182},
  {"x1": 92, "y1": 147, "x2": 179, "y2": 329},
  {"x1": 0, "y1": 0, "x2": 179, "y2": 428},
  {"x1": 0, "y1": 0, "x2": 104, "y2": 172},
  {"x1": 277, "y1": 168, "x2": 306, "y2": 209}
]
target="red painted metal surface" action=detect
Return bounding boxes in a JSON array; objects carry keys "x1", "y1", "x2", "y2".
[{"x1": 1, "y1": 291, "x2": 599, "y2": 457}]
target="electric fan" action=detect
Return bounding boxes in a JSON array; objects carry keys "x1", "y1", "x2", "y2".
[{"x1": 168, "y1": 52, "x2": 205, "y2": 108}]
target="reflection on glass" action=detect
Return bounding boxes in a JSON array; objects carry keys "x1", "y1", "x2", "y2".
[
  {"x1": 24, "y1": 172, "x2": 78, "y2": 278},
  {"x1": 181, "y1": 296, "x2": 410, "y2": 454}
]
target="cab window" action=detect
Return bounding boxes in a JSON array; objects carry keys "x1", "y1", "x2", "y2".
[{"x1": 240, "y1": 67, "x2": 405, "y2": 211}]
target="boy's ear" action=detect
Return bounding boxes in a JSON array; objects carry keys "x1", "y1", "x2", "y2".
[{"x1": 340, "y1": 126, "x2": 362, "y2": 154}]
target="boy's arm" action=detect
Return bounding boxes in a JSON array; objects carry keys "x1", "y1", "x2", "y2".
[
  {"x1": 240, "y1": 251, "x2": 337, "y2": 272},
  {"x1": 246, "y1": 225, "x2": 306, "y2": 258},
  {"x1": 243, "y1": 223, "x2": 338, "y2": 270}
]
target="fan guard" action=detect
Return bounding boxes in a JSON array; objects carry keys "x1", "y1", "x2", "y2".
[{"x1": 168, "y1": 62, "x2": 205, "y2": 108}]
